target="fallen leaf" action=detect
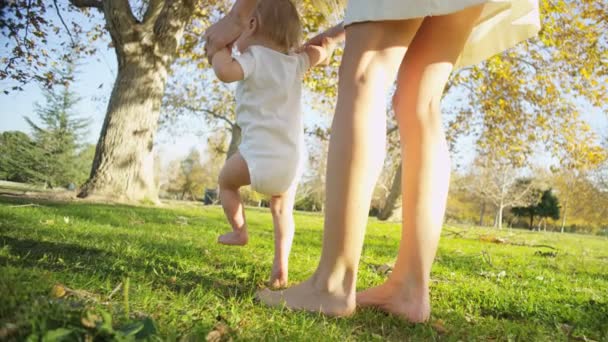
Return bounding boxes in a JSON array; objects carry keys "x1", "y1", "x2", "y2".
[
  {"x1": 560, "y1": 323, "x2": 573, "y2": 336},
  {"x1": 0, "y1": 323, "x2": 19, "y2": 339},
  {"x1": 51, "y1": 284, "x2": 67, "y2": 298},
  {"x1": 206, "y1": 322, "x2": 230, "y2": 342},
  {"x1": 206, "y1": 330, "x2": 222, "y2": 342},
  {"x1": 479, "y1": 235, "x2": 507, "y2": 244},
  {"x1": 431, "y1": 319, "x2": 448, "y2": 334},
  {"x1": 377, "y1": 263, "x2": 393, "y2": 275},
  {"x1": 81, "y1": 312, "x2": 100, "y2": 329}
]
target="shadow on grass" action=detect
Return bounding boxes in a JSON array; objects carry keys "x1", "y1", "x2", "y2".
[
  {"x1": 0, "y1": 235, "x2": 259, "y2": 301},
  {"x1": 0, "y1": 195, "x2": 225, "y2": 229}
]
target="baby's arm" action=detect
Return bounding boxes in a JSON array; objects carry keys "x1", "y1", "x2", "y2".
[{"x1": 212, "y1": 47, "x2": 245, "y2": 83}]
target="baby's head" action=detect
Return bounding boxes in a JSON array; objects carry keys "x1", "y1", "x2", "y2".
[{"x1": 235, "y1": 0, "x2": 302, "y2": 53}]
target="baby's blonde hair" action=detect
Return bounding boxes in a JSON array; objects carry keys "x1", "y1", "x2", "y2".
[{"x1": 254, "y1": 0, "x2": 302, "y2": 51}]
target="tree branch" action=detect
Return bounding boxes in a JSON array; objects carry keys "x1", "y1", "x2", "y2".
[
  {"x1": 183, "y1": 105, "x2": 236, "y2": 128},
  {"x1": 152, "y1": 0, "x2": 196, "y2": 60},
  {"x1": 69, "y1": 0, "x2": 103, "y2": 9},
  {"x1": 143, "y1": 0, "x2": 164, "y2": 26},
  {"x1": 53, "y1": 0, "x2": 76, "y2": 46}
]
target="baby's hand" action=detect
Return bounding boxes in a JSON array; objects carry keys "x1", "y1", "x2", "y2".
[{"x1": 206, "y1": 43, "x2": 233, "y2": 64}]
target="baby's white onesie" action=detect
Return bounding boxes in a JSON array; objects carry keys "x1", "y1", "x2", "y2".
[{"x1": 233, "y1": 45, "x2": 309, "y2": 196}]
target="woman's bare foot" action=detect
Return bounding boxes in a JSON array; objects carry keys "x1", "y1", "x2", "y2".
[
  {"x1": 356, "y1": 281, "x2": 431, "y2": 323},
  {"x1": 257, "y1": 276, "x2": 355, "y2": 317},
  {"x1": 269, "y1": 262, "x2": 288, "y2": 289},
  {"x1": 218, "y1": 229, "x2": 248, "y2": 246}
]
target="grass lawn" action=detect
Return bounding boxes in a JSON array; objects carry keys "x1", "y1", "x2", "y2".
[{"x1": 1, "y1": 195, "x2": 607, "y2": 341}]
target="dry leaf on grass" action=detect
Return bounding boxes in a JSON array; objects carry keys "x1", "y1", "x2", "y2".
[
  {"x1": 206, "y1": 322, "x2": 231, "y2": 342},
  {"x1": 81, "y1": 312, "x2": 101, "y2": 329},
  {"x1": 431, "y1": 319, "x2": 448, "y2": 334},
  {"x1": 51, "y1": 284, "x2": 67, "y2": 298},
  {"x1": 0, "y1": 323, "x2": 19, "y2": 339},
  {"x1": 479, "y1": 235, "x2": 507, "y2": 244}
]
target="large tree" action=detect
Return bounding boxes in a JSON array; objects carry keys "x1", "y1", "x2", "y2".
[
  {"x1": 2, "y1": 0, "x2": 207, "y2": 202},
  {"x1": 73, "y1": 0, "x2": 202, "y2": 202}
]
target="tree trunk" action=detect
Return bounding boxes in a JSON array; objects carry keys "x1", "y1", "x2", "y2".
[
  {"x1": 497, "y1": 206, "x2": 504, "y2": 229},
  {"x1": 76, "y1": 0, "x2": 195, "y2": 203},
  {"x1": 529, "y1": 214, "x2": 534, "y2": 230},
  {"x1": 226, "y1": 125, "x2": 242, "y2": 160},
  {"x1": 479, "y1": 202, "x2": 486, "y2": 227},
  {"x1": 79, "y1": 59, "x2": 165, "y2": 202},
  {"x1": 378, "y1": 163, "x2": 402, "y2": 221},
  {"x1": 560, "y1": 200, "x2": 568, "y2": 233}
]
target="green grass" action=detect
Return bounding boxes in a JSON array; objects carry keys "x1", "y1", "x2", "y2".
[{"x1": 1, "y1": 195, "x2": 607, "y2": 341}]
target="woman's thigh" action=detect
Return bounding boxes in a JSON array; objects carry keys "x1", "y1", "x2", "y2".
[{"x1": 394, "y1": 5, "x2": 485, "y2": 118}]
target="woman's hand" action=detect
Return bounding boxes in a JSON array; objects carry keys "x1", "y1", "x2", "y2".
[
  {"x1": 204, "y1": 12, "x2": 245, "y2": 59},
  {"x1": 300, "y1": 22, "x2": 345, "y2": 65},
  {"x1": 305, "y1": 22, "x2": 345, "y2": 48},
  {"x1": 204, "y1": 0, "x2": 256, "y2": 58}
]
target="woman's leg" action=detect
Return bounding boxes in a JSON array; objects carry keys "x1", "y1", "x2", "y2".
[
  {"x1": 257, "y1": 19, "x2": 422, "y2": 316},
  {"x1": 356, "y1": 5, "x2": 484, "y2": 322},
  {"x1": 218, "y1": 152, "x2": 251, "y2": 246},
  {"x1": 268, "y1": 183, "x2": 298, "y2": 288}
]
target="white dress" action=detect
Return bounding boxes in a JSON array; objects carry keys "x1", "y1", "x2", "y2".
[
  {"x1": 233, "y1": 45, "x2": 308, "y2": 196},
  {"x1": 344, "y1": 0, "x2": 540, "y2": 67}
]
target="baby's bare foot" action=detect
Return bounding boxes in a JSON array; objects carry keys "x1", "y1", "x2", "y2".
[
  {"x1": 269, "y1": 262, "x2": 288, "y2": 289},
  {"x1": 257, "y1": 276, "x2": 355, "y2": 317},
  {"x1": 357, "y1": 281, "x2": 430, "y2": 323},
  {"x1": 218, "y1": 230, "x2": 248, "y2": 246}
]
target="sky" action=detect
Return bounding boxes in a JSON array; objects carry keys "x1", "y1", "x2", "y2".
[{"x1": 1, "y1": 6, "x2": 606, "y2": 173}]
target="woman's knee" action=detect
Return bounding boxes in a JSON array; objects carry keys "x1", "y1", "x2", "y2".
[
  {"x1": 270, "y1": 197, "x2": 285, "y2": 217},
  {"x1": 393, "y1": 85, "x2": 443, "y2": 132}
]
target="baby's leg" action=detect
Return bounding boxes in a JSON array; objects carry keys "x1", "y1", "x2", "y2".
[
  {"x1": 218, "y1": 152, "x2": 251, "y2": 246},
  {"x1": 268, "y1": 183, "x2": 297, "y2": 288}
]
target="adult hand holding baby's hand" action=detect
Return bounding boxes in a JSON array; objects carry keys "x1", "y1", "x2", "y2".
[
  {"x1": 300, "y1": 23, "x2": 345, "y2": 65},
  {"x1": 204, "y1": 11, "x2": 246, "y2": 59}
]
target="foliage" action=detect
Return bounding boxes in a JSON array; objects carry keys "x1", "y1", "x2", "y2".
[
  {"x1": 467, "y1": 155, "x2": 542, "y2": 229},
  {"x1": 512, "y1": 189, "x2": 560, "y2": 229},
  {"x1": 162, "y1": 149, "x2": 207, "y2": 201},
  {"x1": 0, "y1": 0, "x2": 100, "y2": 92},
  {"x1": 1, "y1": 196, "x2": 607, "y2": 340},
  {"x1": 445, "y1": 0, "x2": 607, "y2": 169},
  {"x1": 0, "y1": 131, "x2": 44, "y2": 183},
  {"x1": 23, "y1": 62, "x2": 90, "y2": 188}
]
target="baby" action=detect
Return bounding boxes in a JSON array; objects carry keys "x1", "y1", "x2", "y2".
[{"x1": 208, "y1": 0, "x2": 335, "y2": 287}]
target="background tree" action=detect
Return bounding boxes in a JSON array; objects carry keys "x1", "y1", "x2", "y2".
[
  {"x1": 0, "y1": 131, "x2": 44, "y2": 183},
  {"x1": 512, "y1": 188, "x2": 560, "y2": 230},
  {"x1": 469, "y1": 153, "x2": 541, "y2": 229},
  {"x1": 296, "y1": 137, "x2": 328, "y2": 212},
  {"x1": 25, "y1": 61, "x2": 90, "y2": 188},
  {"x1": 163, "y1": 148, "x2": 206, "y2": 200},
  {"x1": 162, "y1": 72, "x2": 241, "y2": 161}
]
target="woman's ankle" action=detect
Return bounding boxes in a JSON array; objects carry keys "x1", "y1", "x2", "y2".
[{"x1": 311, "y1": 265, "x2": 357, "y2": 299}]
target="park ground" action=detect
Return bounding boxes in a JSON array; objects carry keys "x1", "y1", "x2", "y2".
[{"x1": 0, "y1": 188, "x2": 607, "y2": 341}]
